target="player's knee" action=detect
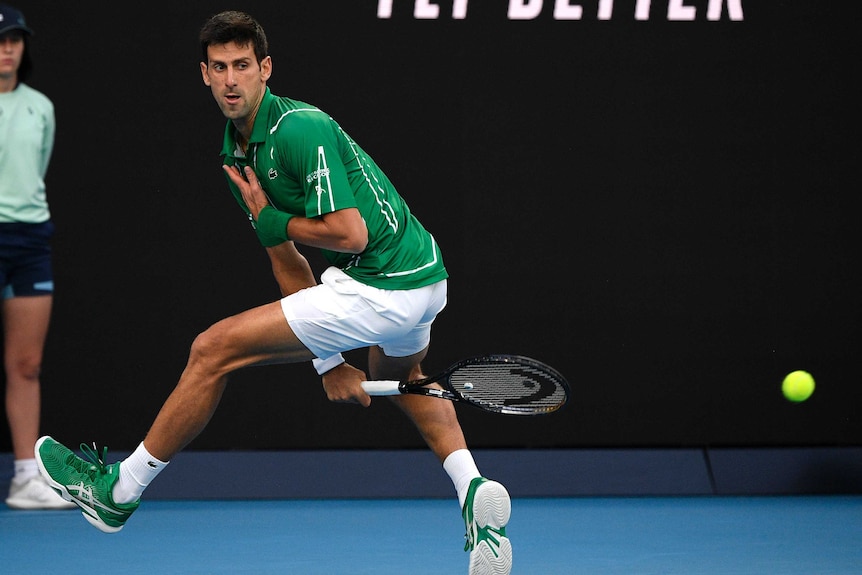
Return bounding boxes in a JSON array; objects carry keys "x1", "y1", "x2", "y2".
[{"x1": 188, "y1": 325, "x2": 231, "y2": 372}]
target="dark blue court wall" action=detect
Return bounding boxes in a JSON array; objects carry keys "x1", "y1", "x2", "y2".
[{"x1": 2, "y1": 1, "x2": 859, "y2": 453}]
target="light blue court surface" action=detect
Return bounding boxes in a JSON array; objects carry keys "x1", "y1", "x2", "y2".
[{"x1": 2, "y1": 496, "x2": 861, "y2": 574}]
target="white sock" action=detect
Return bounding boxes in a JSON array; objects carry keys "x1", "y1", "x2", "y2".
[
  {"x1": 443, "y1": 449, "x2": 481, "y2": 508},
  {"x1": 113, "y1": 442, "x2": 169, "y2": 504},
  {"x1": 13, "y1": 458, "x2": 39, "y2": 482}
]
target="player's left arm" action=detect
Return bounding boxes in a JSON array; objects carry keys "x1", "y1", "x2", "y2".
[{"x1": 265, "y1": 241, "x2": 316, "y2": 296}]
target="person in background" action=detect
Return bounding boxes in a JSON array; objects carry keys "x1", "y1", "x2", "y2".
[{"x1": 0, "y1": 3, "x2": 73, "y2": 510}]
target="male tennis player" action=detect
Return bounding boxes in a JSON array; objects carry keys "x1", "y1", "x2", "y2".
[{"x1": 35, "y1": 10, "x2": 511, "y2": 575}]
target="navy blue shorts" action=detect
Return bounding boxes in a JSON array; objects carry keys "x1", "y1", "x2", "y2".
[{"x1": 0, "y1": 221, "x2": 55, "y2": 299}]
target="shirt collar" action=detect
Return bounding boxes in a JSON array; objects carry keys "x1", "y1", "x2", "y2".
[{"x1": 220, "y1": 87, "x2": 275, "y2": 158}]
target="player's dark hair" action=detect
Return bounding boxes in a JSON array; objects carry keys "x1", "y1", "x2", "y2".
[{"x1": 199, "y1": 11, "x2": 269, "y2": 64}]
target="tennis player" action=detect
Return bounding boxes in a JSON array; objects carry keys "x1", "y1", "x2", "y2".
[{"x1": 36, "y1": 10, "x2": 511, "y2": 574}]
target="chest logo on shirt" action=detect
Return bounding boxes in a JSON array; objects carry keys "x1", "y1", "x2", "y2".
[
  {"x1": 268, "y1": 168, "x2": 278, "y2": 180},
  {"x1": 306, "y1": 168, "x2": 330, "y2": 184}
]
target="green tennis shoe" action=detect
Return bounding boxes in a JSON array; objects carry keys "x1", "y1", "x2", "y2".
[
  {"x1": 462, "y1": 477, "x2": 513, "y2": 575},
  {"x1": 35, "y1": 436, "x2": 139, "y2": 533}
]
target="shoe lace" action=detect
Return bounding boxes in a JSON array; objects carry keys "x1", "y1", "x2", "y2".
[{"x1": 79, "y1": 442, "x2": 110, "y2": 476}]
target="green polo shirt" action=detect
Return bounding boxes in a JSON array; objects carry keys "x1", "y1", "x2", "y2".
[{"x1": 220, "y1": 88, "x2": 447, "y2": 290}]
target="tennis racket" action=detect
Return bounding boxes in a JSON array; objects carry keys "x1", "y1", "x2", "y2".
[{"x1": 361, "y1": 354, "x2": 569, "y2": 415}]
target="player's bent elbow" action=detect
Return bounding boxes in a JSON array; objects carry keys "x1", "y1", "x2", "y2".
[
  {"x1": 324, "y1": 208, "x2": 367, "y2": 253},
  {"x1": 341, "y1": 234, "x2": 368, "y2": 254},
  {"x1": 335, "y1": 222, "x2": 368, "y2": 253}
]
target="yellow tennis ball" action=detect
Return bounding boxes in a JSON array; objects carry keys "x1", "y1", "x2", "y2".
[{"x1": 782, "y1": 370, "x2": 815, "y2": 402}]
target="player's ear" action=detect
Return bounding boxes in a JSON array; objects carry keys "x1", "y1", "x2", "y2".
[
  {"x1": 260, "y1": 56, "x2": 272, "y2": 82},
  {"x1": 200, "y1": 62, "x2": 212, "y2": 86}
]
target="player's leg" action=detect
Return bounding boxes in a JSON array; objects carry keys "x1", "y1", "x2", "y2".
[
  {"x1": 363, "y1": 279, "x2": 475, "y2": 484},
  {"x1": 142, "y1": 300, "x2": 314, "y2": 461},
  {"x1": 369, "y1": 347, "x2": 512, "y2": 574},
  {"x1": 368, "y1": 345, "x2": 468, "y2": 460},
  {"x1": 144, "y1": 302, "x2": 314, "y2": 461},
  {"x1": 35, "y1": 299, "x2": 316, "y2": 532}
]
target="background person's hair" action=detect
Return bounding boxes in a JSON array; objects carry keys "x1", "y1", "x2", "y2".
[
  {"x1": 18, "y1": 34, "x2": 32, "y2": 83},
  {"x1": 199, "y1": 11, "x2": 269, "y2": 64}
]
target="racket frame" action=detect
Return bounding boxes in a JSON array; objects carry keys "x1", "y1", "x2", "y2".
[{"x1": 362, "y1": 354, "x2": 569, "y2": 415}]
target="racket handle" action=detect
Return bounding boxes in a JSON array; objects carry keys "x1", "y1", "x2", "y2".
[{"x1": 360, "y1": 380, "x2": 401, "y2": 396}]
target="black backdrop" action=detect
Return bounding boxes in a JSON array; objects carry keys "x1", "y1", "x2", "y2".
[{"x1": 2, "y1": 1, "x2": 859, "y2": 452}]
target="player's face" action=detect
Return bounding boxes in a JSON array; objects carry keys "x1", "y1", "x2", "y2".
[
  {"x1": 200, "y1": 41, "x2": 272, "y2": 127},
  {"x1": 0, "y1": 32, "x2": 25, "y2": 83}
]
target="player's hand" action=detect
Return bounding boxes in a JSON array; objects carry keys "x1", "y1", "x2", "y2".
[
  {"x1": 223, "y1": 164, "x2": 269, "y2": 220},
  {"x1": 321, "y1": 362, "x2": 371, "y2": 407}
]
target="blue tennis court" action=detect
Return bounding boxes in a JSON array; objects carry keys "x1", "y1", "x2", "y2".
[{"x1": 3, "y1": 495, "x2": 860, "y2": 574}]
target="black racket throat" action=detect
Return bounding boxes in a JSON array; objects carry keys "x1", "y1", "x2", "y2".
[{"x1": 400, "y1": 384, "x2": 458, "y2": 402}]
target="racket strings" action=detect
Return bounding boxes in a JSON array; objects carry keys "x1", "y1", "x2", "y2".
[{"x1": 450, "y1": 363, "x2": 568, "y2": 414}]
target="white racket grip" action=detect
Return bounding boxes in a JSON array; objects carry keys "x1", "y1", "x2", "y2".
[{"x1": 361, "y1": 380, "x2": 401, "y2": 396}]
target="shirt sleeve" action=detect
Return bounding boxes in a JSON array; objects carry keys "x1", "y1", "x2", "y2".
[{"x1": 277, "y1": 112, "x2": 357, "y2": 218}]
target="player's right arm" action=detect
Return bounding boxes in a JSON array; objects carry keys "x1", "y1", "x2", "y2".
[{"x1": 265, "y1": 241, "x2": 316, "y2": 297}]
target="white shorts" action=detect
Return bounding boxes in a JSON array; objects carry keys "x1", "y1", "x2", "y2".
[{"x1": 280, "y1": 267, "x2": 447, "y2": 360}]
